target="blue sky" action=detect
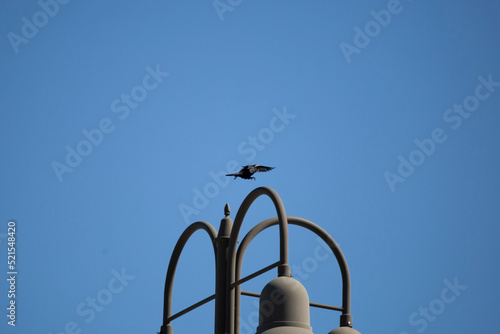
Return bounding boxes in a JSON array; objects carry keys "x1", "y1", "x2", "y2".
[{"x1": 1, "y1": 0, "x2": 499, "y2": 333}]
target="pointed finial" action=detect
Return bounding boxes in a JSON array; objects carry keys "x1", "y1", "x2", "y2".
[{"x1": 218, "y1": 203, "x2": 233, "y2": 238}]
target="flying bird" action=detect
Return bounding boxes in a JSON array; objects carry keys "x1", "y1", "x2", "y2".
[{"x1": 226, "y1": 165, "x2": 275, "y2": 180}]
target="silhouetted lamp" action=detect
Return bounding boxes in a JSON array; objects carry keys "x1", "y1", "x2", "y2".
[
  {"x1": 256, "y1": 276, "x2": 313, "y2": 334},
  {"x1": 159, "y1": 187, "x2": 363, "y2": 334}
]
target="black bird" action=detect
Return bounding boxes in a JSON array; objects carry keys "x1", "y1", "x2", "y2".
[{"x1": 226, "y1": 165, "x2": 275, "y2": 180}]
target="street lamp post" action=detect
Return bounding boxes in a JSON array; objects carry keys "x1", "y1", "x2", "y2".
[{"x1": 159, "y1": 187, "x2": 362, "y2": 334}]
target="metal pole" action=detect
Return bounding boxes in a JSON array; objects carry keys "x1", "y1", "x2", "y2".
[{"x1": 214, "y1": 204, "x2": 233, "y2": 334}]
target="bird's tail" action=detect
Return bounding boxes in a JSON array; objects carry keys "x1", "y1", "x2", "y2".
[{"x1": 225, "y1": 173, "x2": 236, "y2": 177}]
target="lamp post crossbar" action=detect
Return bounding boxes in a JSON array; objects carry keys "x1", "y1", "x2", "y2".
[
  {"x1": 230, "y1": 261, "x2": 281, "y2": 288},
  {"x1": 309, "y1": 302, "x2": 344, "y2": 312},
  {"x1": 240, "y1": 291, "x2": 344, "y2": 312},
  {"x1": 167, "y1": 293, "x2": 216, "y2": 323},
  {"x1": 240, "y1": 290, "x2": 260, "y2": 298}
]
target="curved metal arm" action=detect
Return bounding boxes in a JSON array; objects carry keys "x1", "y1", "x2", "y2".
[
  {"x1": 226, "y1": 187, "x2": 290, "y2": 334},
  {"x1": 162, "y1": 221, "x2": 217, "y2": 331},
  {"x1": 234, "y1": 216, "x2": 353, "y2": 332}
]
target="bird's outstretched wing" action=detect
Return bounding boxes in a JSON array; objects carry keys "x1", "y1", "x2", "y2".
[{"x1": 251, "y1": 165, "x2": 275, "y2": 173}]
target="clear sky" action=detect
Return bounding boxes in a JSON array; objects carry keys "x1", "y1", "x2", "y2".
[{"x1": 1, "y1": 0, "x2": 499, "y2": 333}]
